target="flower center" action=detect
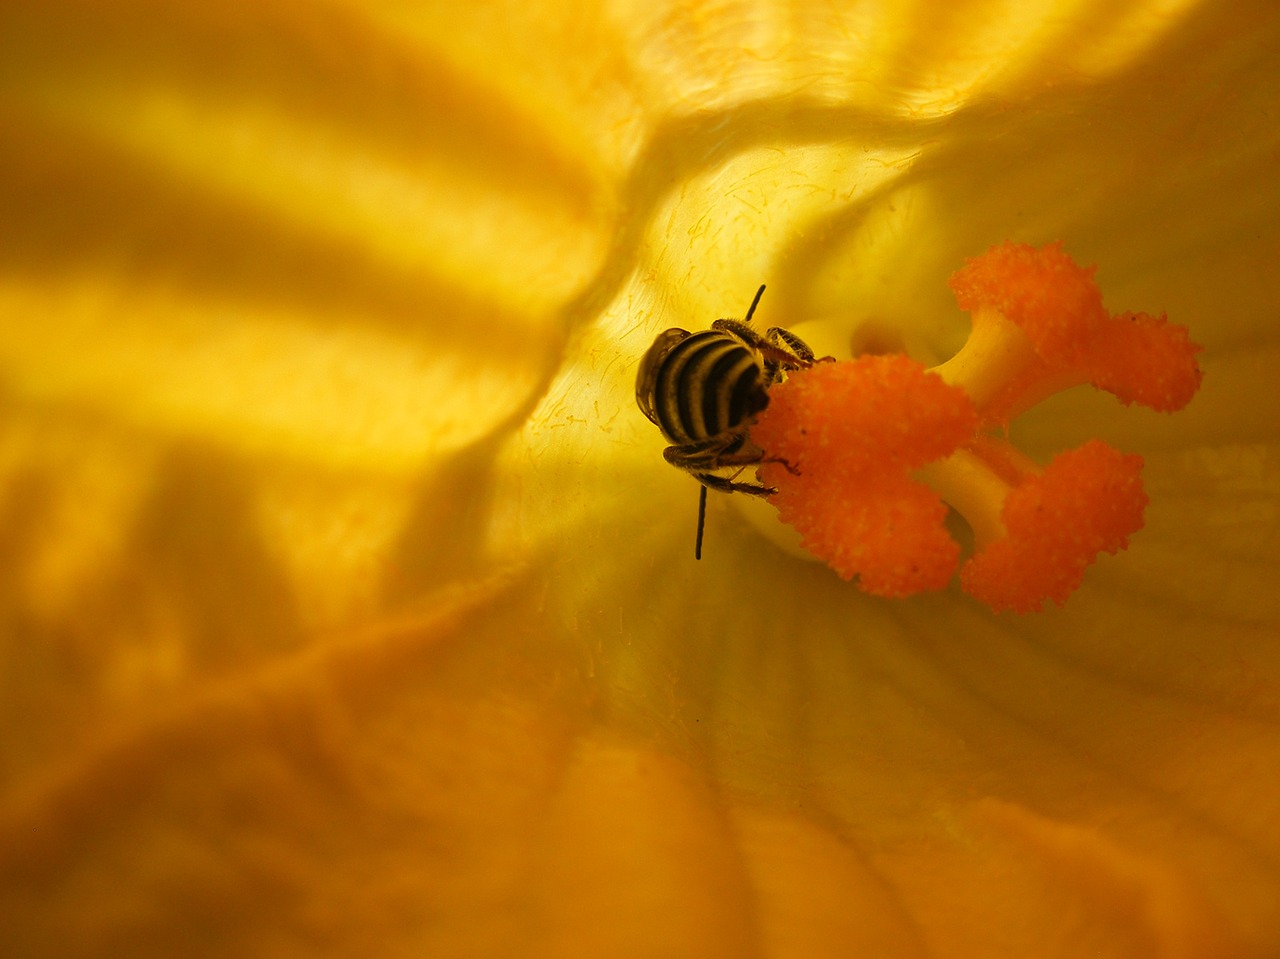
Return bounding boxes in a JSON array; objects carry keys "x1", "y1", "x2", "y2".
[{"x1": 750, "y1": 241, "x2": 1203, "y2": 613}]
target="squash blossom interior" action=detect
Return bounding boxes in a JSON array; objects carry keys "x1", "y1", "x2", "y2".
[{"x1": 1, "y1": 0, "x2": 1277, "y2": 956}]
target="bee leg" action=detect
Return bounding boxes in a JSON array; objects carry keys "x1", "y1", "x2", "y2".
[
  {"x1": 693, "y1": 473, "x2": 776, "y2": 496},
  {"x1": 711, "y1": 318, "x2": 811, "y2": 371},
  {"x1": 711, "y1": 319, "x2": 822, "y2": 379},
  {"x1": 662, "y1": 435, "x2": 761, "y2": 474},
  {"x1": 764, "y1": 326, "x2": 816, "y2": 364},
  {"x1": 761, "y1": 454, "x2": 802, "y2": 476},
  {"x1": 663, "y1": 438, "x2": 773, "y2": 560},
  {"x1": 690, "y1": 473, "x2": 774, "y2": 560},
  {"x1": 667, "y1": 452, "x2": 774, "y2": 494}
]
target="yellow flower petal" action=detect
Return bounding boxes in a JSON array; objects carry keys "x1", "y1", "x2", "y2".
[{"x1": 1, "y1": 0, "x2": 1278, "y2": 956}]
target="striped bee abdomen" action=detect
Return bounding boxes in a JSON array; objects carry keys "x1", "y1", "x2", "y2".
[
  {"x1": 651, "y1": 330, "x2": 768, "y2": 445},
  {"x1": 634, "y1": 285, "x2": 820, "y2": 558}
]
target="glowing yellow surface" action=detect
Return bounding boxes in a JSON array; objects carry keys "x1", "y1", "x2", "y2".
[{"x1": 1, "y1": 0, "x2": 1278, "y2": 955}]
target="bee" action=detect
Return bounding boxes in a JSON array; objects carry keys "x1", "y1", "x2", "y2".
[{"x1": 635, "y1": 285, "x2": 818, "y2": 559}]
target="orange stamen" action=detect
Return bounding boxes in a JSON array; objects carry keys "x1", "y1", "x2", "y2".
[
  {"x1": 752, "y1": 356, "x2": 978, "y2": 596},
  {"x1": 941, "y1": 241, "x2": 1203, "y2": 419},
  {"x1": 960, "y1": 441, "x2": 1147, "y2": 613},
  {"x1": 750, "y1": 241, "x2": 1203, "y2": 613}
]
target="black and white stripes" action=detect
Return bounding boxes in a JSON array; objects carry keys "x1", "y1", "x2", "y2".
[
  {"x1": 648, "y1": 329, "x2": 768, "y2": 446},
  {"x1": 634, "y1": 285, "x2": 819, "y2": 558}
]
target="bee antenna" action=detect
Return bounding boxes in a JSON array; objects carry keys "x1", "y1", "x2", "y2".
[
  {"x1": 743, "y1": 284, "x2": 766, "y2": 326},
  {"x1": 694, "y1": 485, "x2": 708, "y2": 560}
]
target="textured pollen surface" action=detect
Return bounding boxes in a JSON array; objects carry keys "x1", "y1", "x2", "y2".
[
  {"x1": 949, "y1": 242, "x2": 1203, "y2": 413},
  {"x1": 755, "y1": 243, "x2": 1199, "y2": 611},
  {"x1": 1089, "y1": 311, "x2": 1205, "y2": 411},
  {"x1": 753, "y1": 356, "x2": 979, "y2": 596},
  {"x1": 950, "y1": 240, "x2": 1106, "y2": 365},
  {"x1": 960, "y1": 440, "x2": 1148, "y2": 613}
]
